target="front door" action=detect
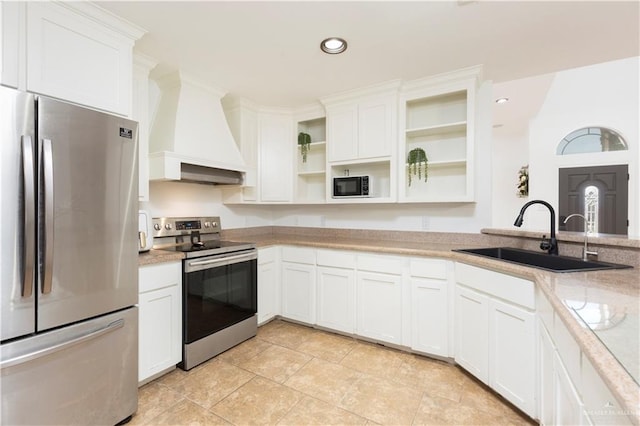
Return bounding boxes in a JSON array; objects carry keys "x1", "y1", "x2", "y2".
[{"x1": 558, "y1": 165, "x2": 628, "y2": 235}]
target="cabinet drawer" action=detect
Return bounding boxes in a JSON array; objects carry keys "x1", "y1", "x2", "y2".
[
  {"x1": 410, "y1": 258, "x2": 447, "y2": 279},
  {"x1": 357, "y1": 254, "x2": 403, "y2": 274},
  {"x1": 139, "y1": 261, "x2": 181, "y2": 293},
  {"x1": 281, "y1": 246, "x2": 315, "y2": 264},
  {"x1": 258, "y1": 246, "x2": 278, "y2": 264},
  {"x1": 316, "y1": 249, "x2": 356, "y2": 269},
  {"x1": 455, "y1": 263, "x2": 534, "y2": 310}
]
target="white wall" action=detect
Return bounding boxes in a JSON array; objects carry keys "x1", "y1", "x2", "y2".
[{"x1": 524, "y1": 57, "x2": 638, "y2": 236}]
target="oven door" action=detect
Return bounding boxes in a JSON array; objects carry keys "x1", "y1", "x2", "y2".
[{"x1": 182, "y1": 250, "x2": 257, "y2": 344}]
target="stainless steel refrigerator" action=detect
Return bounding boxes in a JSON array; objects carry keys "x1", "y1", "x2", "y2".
[{"x1": 0, "y1": 86, "x2": 139, "y2": 425}]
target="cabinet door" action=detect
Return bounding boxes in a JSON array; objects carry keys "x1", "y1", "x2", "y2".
[
  {"x1": 490, "y1": 298, "x2": 536, "y2": 416},
  {"x1": 281, "y1": 262, "x2": 315, "y2": 324},
  {"x1": 138, "y1": 285, "x2": 181, "y2": 383},
  {"x1": 1, "y1": 2, "x2": 22, "y2": 88},
  {"x1": 358, "y1": 96, "x2": 395, "y2": 159},
  {"x1": 455, "y1": 285, "x2": 489, "y2": 383},
  {"x1": 317, "y1": 266, "x2": 356, "y2": 334},
  {"x1": 258, "y1": 256, "x2": 279, "y2": 325},
  {"x1": 259, "y1": 113, "x2": 293, "y2": 201},
  {"x1": 554, "y1": 352, "x2": 586, "y2": 426},
  {"x1": 411, "y1": 277, "x2": 449, "y2": 357},
  {"x1": 356, "y1": 271, "x2": 402, "y2": 344},
  {"x1": 138, "y1": 262, "x2": 181, "y2": 383},
  {"x1": 132, "y1": 55, "x2": 156, "y2": 202},
  {"x1": 539, "y1": 320, "x2": 556, "y2": 426},
  {"x1": 327, "y1": 104, "x2": 358, "y2": 162},
  {"x1": 26, "y1": 3, "x2": 135, "y2": 115}
]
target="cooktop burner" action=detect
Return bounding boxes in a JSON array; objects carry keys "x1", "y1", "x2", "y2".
[
  {"x1": 151, "y1": 216, "x2": 256, "y2": 259},
  {"x1": 163, "y1": 240, "x2": 254, "y2": 254}
]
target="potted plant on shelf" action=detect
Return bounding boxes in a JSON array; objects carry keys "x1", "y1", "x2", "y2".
[
  {"x1": 407, "y1": 147, "x2": 428, "y2": 186},
  {"x1": 298, "y1": 132, "x2": 311, "y2": 163}
]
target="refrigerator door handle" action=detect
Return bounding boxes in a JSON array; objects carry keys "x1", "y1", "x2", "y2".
[
  {"x1": 22, "y1": 136, "x2": 35, "y2": 298},
  {"x1": 0, "y1": 319, "x2": 124, "y2": 369},
  {"x1": 41, "y1": 139, "x2": 54, "y2": 295}
]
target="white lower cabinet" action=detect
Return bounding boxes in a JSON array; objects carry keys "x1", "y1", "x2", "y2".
[
  {"x1": 356, "y1": 254, "x2": 404, "y2": 345},
  {"x1": 410, "y1": 258, "x2": 450, "y2": 357},
  {"x1": 490, "y1": 298, "x2": 535, "y2": 415},
  {"x1": 455, "y1": 285, "x2": 489, "y2": 382},
  {"x1": 554, "y1": 351, "x2": 586, "y2": 425},
  {"x1": 537, "y1": 289, "x2": 631, "y2": 426},
  {"x1": 539, "y1": 320, "x2": 556, "y2": 425},
  {"x1": 258, "y1": 247, "x2": 280, "y2": 325},
  {"x1": 455, "y1": 262, "x2": 536, "y2": 417},
  {"x1": 316, "y1": 249, "x2": 356, "y2": 333},
  {"x1": 280, "y1": 247, "x2": 316, "y2": 325},
  {"x1": 138, "y1": 261, "x2": 181, "y2": 384}
]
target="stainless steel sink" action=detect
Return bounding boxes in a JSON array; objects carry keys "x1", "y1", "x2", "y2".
[{"x1": 453, "y1": 247, "x2": 632, "y2": 273}]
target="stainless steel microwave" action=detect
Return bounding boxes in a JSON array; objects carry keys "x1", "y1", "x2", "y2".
[{"x1": 333, "y1": 175, "x2": 371, "y2": 198}]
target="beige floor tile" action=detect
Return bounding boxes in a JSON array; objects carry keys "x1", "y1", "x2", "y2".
[
  {"x1": 153, "y1": 367, "x2": 189, "y2": 387},
  {"x1": 459, "y1": 377, "x2": 515, "y2": 416},
  {"x1": 340, "y1": 374, "x2": 424, "y2": 425},
  {"x1": 168, "y1": 358, "x2": 255, "y2": 408},
  {"x1": 150, "y1": 399, "x2": 231, "y2": 425},
  {"x1": 211, "y1": 376, "x2": 304, "y2": 425},
  {"x1": 295, "y1": 330, "x2": 358, "y2": 363},
  {"x1": 129, "y1": 382, "x2": 184, "y2": 425},
  {"x1": 394, "y1": 355, "x2": 467, "y2": 402},
  {"x1": 257, "y1": 319, "x2": 318, "y2": 349},
  {"x1": 277, "y1": 395, "x2": 368, "y2": 425},
  {"x1": 216, "y1": 337, "x2": 273, "y2": 365},
  {"x1": 413, "y1": 394, "x2": 515, "y2": 425},
  {"x1": 340, "y1": 341, "x2": 411, "y2": 379},
  {"x1": 239, "y1": 344, "x2": 312, "y2": 383},
  {"x1": 284, "y1": 357, "x2": 363, "y2": 405}
]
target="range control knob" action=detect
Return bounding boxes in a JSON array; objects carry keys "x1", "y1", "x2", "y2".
[
  {"x1": 164, "y1": 223, "x2": 173, "y2": 230},
  {"x1": 204, "y1": 222, "x2": 211, "y2": 228},
  {"x1": 153, "y1": 223, "x2": 161, "y2": 231},
  {"x1": 211, "y1": 221, "x2": 218, "y2": 228}
]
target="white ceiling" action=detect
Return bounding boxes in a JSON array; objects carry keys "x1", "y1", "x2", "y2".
[{"x1": 97, "y1": 1, "x2": 639, "y2": 108}]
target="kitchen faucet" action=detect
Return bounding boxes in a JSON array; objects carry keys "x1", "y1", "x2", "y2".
[
  {"x1": 563, "y1": 213, "x2": 598, "y2": 261},
  {"x1": 514, "y1": 200, "x2": 559, "y2": 255}
]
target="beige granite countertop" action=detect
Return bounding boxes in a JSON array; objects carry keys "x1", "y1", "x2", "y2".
[{"x1": 139, "y1": 228, "x2": 640, "y2": 422}]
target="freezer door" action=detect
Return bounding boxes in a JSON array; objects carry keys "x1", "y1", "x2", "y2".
[
  {"x1": 0, "y1": 307, "x2": 138, "y2": 425},
  {"x1": 37, "y1": 97, "x2": 139, "y2": 332},
  {"x1": 1, "y1": 87, "x2": 37, "y2": 341}
]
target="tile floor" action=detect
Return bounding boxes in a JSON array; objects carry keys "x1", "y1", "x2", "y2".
[{"x1": 131, "y1": 319, "x2": 536, "y2": 425}]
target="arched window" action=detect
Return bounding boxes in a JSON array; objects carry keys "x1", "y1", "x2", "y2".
[
  {"x1": 584, "y1": 185, "x2": 599, "y2": 234},
  {"x1": 556, "y1": 127, "x2": 628, "y2": 155}
]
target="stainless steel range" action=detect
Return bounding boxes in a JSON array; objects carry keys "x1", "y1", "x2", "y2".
[{"x1": 152, "y1": 216, "x2": 257, "y2": 370}]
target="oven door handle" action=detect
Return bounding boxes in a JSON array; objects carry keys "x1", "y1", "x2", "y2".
[{"x1": 187, "y1": 252, "x2": 257, "y2": 267}]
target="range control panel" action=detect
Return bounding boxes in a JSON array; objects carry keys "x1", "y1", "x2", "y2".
[{"x1": 152, "y1": 216, "x2": 221, "y2": 238}]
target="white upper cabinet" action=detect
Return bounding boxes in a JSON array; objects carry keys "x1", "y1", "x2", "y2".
[
  {"x1": 1, "y1": 2, "x2": 23, "y2": 89},
  {"x1": 131, "y1": 54, "x2": 157, "y2": 202},
  {"x1": 259, "y1": 111, "x2": 294, "y2": 202},
  {"x1": 323, "y1": 83, "x2": 399, "y2": 163},
  {"x1": 2, "y1": 2, "x2": 144, "y2": 115},
  {"x1": 399, "y1": 66, "x2": 482, "y2": 202}
]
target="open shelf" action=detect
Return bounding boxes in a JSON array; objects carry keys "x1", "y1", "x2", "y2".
[
  {"x1": 406, "y1": 121, "x2": 466, "y2": 138},
  {"x1": 295, "y1": 117, "x2": 327, "y2": 203}
]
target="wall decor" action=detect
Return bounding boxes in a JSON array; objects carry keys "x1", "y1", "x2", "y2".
[{"x1": 517, "y1": 165, "x2": 529, "y2": 197}]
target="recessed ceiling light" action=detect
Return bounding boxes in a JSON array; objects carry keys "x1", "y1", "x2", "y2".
[
  {"x1": 320, "y1": 37, "x2": 347, "y2": 54},
  {"x1": 495, "y1": 97, "x2": 509, "y2": 104}
]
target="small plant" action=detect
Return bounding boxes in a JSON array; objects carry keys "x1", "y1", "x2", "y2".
[
  {"x1": 407, "y1": 147, "x2": 428, "y2": 186},
  {"x1": 298, "y1": 132, "x2": 311, "y2": 163}
]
